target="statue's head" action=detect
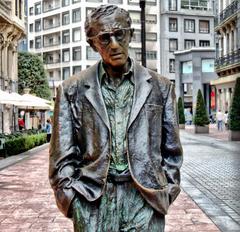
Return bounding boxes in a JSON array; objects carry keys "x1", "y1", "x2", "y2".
[{"x1": 85, "y1": 5, "x2": 134, "y2": 68}]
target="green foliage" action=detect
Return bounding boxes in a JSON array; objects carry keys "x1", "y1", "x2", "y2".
[
  {"x1": 0, "y1": 132, "x2": 47, "y2": 157},
  {"x1": 229, "y1": 77, "x2": 240, "y2": 131},
  {"x1": 18, "y1": 52, "x2": 51, "y2": 100},
  {"x1": 193, "y1": 89, "x2": 209, "y2": 126},
  {"x1": 177, "y1": 97, "x2": 185, "y2": 124}
]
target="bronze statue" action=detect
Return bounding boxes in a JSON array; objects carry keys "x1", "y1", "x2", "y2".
[{"x1": 49, "y1": 5, "x2": 183, "y2": 232}]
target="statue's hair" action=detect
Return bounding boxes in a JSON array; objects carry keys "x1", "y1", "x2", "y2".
[{"x1": 85, "y1": 5, "x2": 132, "y2": 38}]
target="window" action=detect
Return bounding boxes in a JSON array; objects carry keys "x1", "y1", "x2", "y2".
[
  {"x1": 202, "y1": 59, "x2": 214, "y2": 72},
  {"x1": 72, "y1": 28, "x2": 81, "y2": 42},
  {"x1": 169, "y1": 18, "x2": 177, "y2": 32},
  {"x1": 129, "y1": 11, "x2": 140, "y2": 24},
  {"x1": 30, "y1": 40, "x2": 34, "y2": 48},
  {"x1": 35, "y1": 36, "x2": 41, "y2": 49},
  {"x1": 62, "y1": 11, "x2": 70, "y2": 25},
  {"x1": 132, "y1": 30, "x2": 141, "y2": 42},
  {"x1": 35, "y1": 3, "x2": 41, "y2": 15},
  {"x1": 146, "y1": 51, "x2": 157, "y2": 60},
  {"x1": 49, "y1": 71, "x2": 54, "y2": 78},
  {"x1": 182, "y1": 61, "x2": 192, "y2": 74},
  {"x1": 181, "y1": 0, "x2": 210, "y2": 10},
  {"x1": 184, "y1": 40, "x2": 195, "y2": 49},
  {"x1": 199, "y1": 40, "x2": 210, "y2": 47},
  {"x1": 35, "y1": 19, "x2": 41, "y2": 32},
  {"x1": 73, "y1": 47, "x2": 81, "y2": 61},
  {"x1": 199, "y1": 20, "x2": 209, "y2": 33},
  {"x1": 146, "y1": 14, "x2": 157, "y2": 24},
  {"x1": 184, "y1": 19, "x2": 195, "y2": 33},
  {"x1": 62, "y1": 0, "x2": 70, "y2": 7},
  {"x1": 62, "y1": 67, "x2": 70, "y2": 80},
  {"x1": 169, "y1": 0, "x2": 177, "y2": 11},
  {"x1": 87, "y1": 46, "x2": 100, "y2": 60},
  {"x1": 73, "y1": 66, "x2": 82, "y2": 74},
  {"x1": 62, "y1": 30, "x2": 70, "y2": 43},
  {"x1": 72, "y1": 0, "x2": 80, "y2": 3},
  {"x1": 29, "y1": 24, "x2": 33, "y2": 32},
  {"x1": 108, "y1": 0, "x2": 123, "y2": 3},
  {"x1": 169, "y1": 39, "x2": 178, "y2": 51},
  {"x1": 72, "y1": 8, "x2": 81, "y2": 23},
  {"x1": 169, "y1": 59, "x2": 175, "y2": 73},
  {"x1": 146, "y1": 33, "x2": 157, "y2": 41},
  {"x1": 62, "y1": 49, "x2": 70, "y2": 62},
  {"x1": 29, "y1": 7, "x2": 33, "y2": 15}
]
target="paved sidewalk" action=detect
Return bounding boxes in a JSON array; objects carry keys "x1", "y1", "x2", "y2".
[
  {"x1": 0, "y1": 146, "x2": 220, "y2": 232},
  {"x1": 185, "y1": 124, "x2": 229, "y2": 141}
]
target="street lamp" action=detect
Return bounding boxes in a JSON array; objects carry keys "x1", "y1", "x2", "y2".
[{"x1": 139, "y1": 0, "x2": 146, "y2": 67}]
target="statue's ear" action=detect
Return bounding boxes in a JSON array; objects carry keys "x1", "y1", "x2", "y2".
[{"x1": 87, "y1": 39, "x2": 98, "y2": 52}]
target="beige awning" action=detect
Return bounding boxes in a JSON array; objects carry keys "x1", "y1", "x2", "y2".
[{"x1": 0, "y1": 90, "x2": 53, "y2": 110}]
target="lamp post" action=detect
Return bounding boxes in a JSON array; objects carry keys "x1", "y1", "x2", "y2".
[{"x1": 139, "y1": 0, "x2": 146, "y2": 67}]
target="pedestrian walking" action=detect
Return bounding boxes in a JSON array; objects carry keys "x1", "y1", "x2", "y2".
[
  {"x1": 46, "y1": 119, "x2": 52, "y2": 142},
  {"x1": 224, "y1": 111, "x2": 228, "y2": 130},
  {"x1": 216, "y1": 109, "x2": 224, "y2": 131}
]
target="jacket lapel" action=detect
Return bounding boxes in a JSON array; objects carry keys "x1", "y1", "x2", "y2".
[
  {"x1": 83, "y1": 63, "x2": 111, "y2": 131},
  {"x1": 128, "y1": 63, "x2": 152, "y2": 129}
]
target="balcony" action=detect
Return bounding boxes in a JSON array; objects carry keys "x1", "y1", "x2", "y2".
[
  {"x1": 216, "y1": 0, "x2": 239, "y2": 25},
  {"x1": 215, "y1": 49, "x2": 240, "y2": 70}
]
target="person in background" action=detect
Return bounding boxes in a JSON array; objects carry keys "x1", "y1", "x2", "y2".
[
  {"x1": 18, "y1": 117, "x2": 25, "y2": 131},
  {"x1": 224, "y1": 111, "x2": 228, "y2": 130},
  {"x1": 46, "y1": 119, "x2": 52, "y2": 142},
  {"x1": 216, "y1": 109, "x2": 224, "y2": 131}
]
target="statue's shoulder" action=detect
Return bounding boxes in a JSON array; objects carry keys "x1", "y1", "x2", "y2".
[
  {"x1": 147, "y1": 69, "x2": 172, "y2": 91},
  {"x1": 62, "y1": 63, "x2": 98, "y2": 93}
]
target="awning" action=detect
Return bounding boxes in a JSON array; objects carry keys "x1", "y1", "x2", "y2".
[{"x1": 0, "y1": 90, "x2": 53, "y2": 110}]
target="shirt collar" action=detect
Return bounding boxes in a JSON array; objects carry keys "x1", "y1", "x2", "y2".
[{"x1": 98, "y1": 57, "x2": 134, "y2": 86}]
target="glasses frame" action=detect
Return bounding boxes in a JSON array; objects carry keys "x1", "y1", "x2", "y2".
[{"x1": 88, "y1": 27, "x2": 132, "y2": 46}]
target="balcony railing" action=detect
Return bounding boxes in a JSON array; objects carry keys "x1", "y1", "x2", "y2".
[
  {"x1": 215, "y1": 49, "x2": 240, "y2": 69},
  {"x1": 217, "y1": 0, "x2": 240, "y2": 25}
]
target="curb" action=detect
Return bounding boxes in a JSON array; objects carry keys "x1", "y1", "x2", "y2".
[{"x1": 0, "y1": 143, "x2": 49, "y2": 171}]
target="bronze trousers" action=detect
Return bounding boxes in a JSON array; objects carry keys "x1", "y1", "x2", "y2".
[{"x1": 72, "y1": 181, "x2": 165, "y2": 232}]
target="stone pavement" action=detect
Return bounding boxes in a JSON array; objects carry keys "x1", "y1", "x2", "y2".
[
  {"x1": 182, "y1": 125, "x2": 240, "y2": 232},
  {"x1": 0, "y1": 146, "x2": 220, "y2": 231}
]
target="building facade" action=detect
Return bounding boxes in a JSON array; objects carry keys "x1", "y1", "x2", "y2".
[
  {"x1": 0, "y1": 0, "x2": 25, "y2": 133},
  {"x1": 160, "y1": 0, "x2": 215, "y2": 81},
  {"x1": 212, "y1": 0, "x2": 240, "y2": 113},
  {"x1": 27, "y1": 0, "x2": 160, "y2": 98},
  {"x1": 175, "y1": 48, "x2": 218, "y2": 113}
]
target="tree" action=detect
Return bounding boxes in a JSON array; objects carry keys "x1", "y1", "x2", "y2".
[
  {"x1": 193, "y1": 89, "x2": 209, "y2": 126},
  {"x1": 18, "y1": 52, "x2": 51, "y2": 100},
  {"x1": 229, "y1": 77, "x2": 240, "y2": 131},
  {"x1": 177, "y1": 97, "x2": 185, "y2": 124}
]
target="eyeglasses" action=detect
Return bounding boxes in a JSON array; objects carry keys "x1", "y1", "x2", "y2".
[{"x1": 88, "y1": 28, "x2": 132, "y2": 46}]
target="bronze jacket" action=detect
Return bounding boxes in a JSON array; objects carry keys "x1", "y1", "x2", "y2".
[{"x1": 49, "y1": 61, "x2": 183, "y2": 217}]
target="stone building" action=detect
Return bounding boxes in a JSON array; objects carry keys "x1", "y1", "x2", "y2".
[
  {"x1": 0, "y1": 0, "x2": 25, "y2": 133},
  {"x1": 160, "y1": 0, "x2": 215, "y2": 81},
  {"x1": 212, "y1": 0, "x2": 240, "y2": 112},
  {"x1": 174, "y1": 47, "x2": 218, "y2": 113}
]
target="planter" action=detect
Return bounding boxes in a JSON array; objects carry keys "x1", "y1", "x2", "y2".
[
  {"x1": 228, "y1": 130, "x2": 240, "y2": 141},
  {"x1": 194, "y1": 125, "x2": 209, "y2": 134},
  {"x1": 179, "y1": 124, "x2": 185, "y2": 129}
]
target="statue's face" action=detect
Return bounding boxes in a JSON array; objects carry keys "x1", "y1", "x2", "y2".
[{"x1": 90, "y1": 13, "x2": 132, "y2": 69}]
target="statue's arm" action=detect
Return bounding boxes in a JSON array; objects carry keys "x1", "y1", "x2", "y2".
[
  {"x1": 161, "y1": 82, "x2": 183, "y2": 203},
  {"x1": 49, "y1": 83, "x2": 80, "y2": 217}
]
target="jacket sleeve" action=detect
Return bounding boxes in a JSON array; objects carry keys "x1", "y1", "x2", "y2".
[
  {"x1": 161, "y1": 82, "x2": 183, "y2": 204},
  {"x1": 49, "y1": 83, "x2": 81, "y2": 218}
]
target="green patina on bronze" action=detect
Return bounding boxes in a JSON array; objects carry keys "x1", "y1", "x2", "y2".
[{"x1": 99, "y1": 60, "x2": 134, "y2": 172}]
